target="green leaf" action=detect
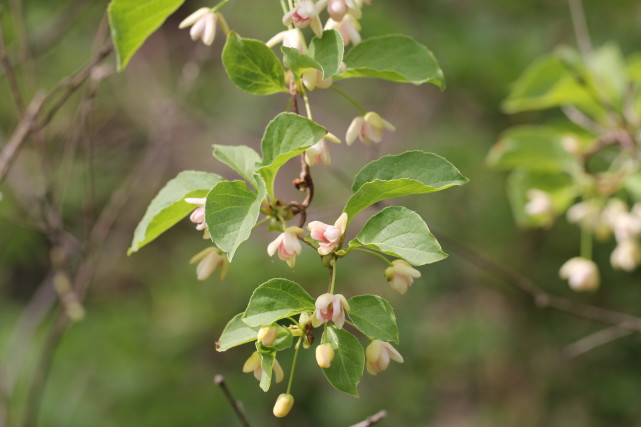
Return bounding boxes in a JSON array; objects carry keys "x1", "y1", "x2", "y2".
[
  {"x1": 502, "y1": 52, "x2": 601, "y2": 114},
  {"x1": 308, "y1": 29, "x2": 344, "y2": 78},
  {"x1": 204, "y1": 176, "x2": 266, "y2": 261},
  {"x1": 255, "y1": 342, "x2": 277, "y2": 392},
  {"x1": 271, "y1": 326, "x2": 294, "y2": 351},
  {"x1": 222, "y1": 33, "x2": 287, "y2": 95},
  {"x1": 487, "y1": 126, "x2": 581, "y2": 173},
  {"x1": 128, "y1": 170, "x2": 223, "y2": 254},
  {"x1": 321, "y1": 325, "x2": 365, "y2": 397},
  {"x1": 348, "y1": 295, "x2": 398, "y2": 344},
  {"x1": 212, "y1": 145, "x2": 262, "y2": 189},
  {"x1": 339, "y1": 34, "x2": 445, "y2": 88},
  {"x1": 589, "y1": 42, "x2": 628, "y2": 106},
  {"x1": 242, "y1": 279, "x2": 316, "y2": 328},
  {"x1": 216, "y1": 313, "x2": 259, "y2": 352},
  {"x1": 507, "y1": 170, "x2": 577, "y2": 228},
  {"x1": 257, "y1": 113, "x2": 327, "y2": 199},
  {"x1": 625, "y1": 170, "x2": 641, "y2": 203},
  {"x1": 108, "y1": 0, "x2": 186, "y2": 71},
  {"x1": 281, "y1": 46, "x2": 323, "y2": 76},
  {"x1": 345, "y1": 151, "x2": 468, "y2": 220},
  {"x1": 350, "y1": 206, "x2": 446, "y2": 266}
]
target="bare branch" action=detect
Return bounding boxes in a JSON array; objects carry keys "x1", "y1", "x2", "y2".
[
  {"x1": 563, "y1": 324, "x2": 634, "y2": 359},
  {"x1": 568, "y1": 0, "x2": 592, "y2": 58},
  {"x1": 214, "y1": 375, "x2": 252, "y2": 427},
  {"x1": 0, "y1": 7, "x2": 25, "y2": 113},
  {"x1": 350, "y1": 410, "x2": 388, "y2": 427}
]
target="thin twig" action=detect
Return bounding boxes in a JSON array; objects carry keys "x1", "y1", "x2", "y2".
[
  {"x1": 563, "y1": 324, "x2": 634, "y2": 359},
  {"x1": 350, "y1": 410, "x2": 388, "y2": 427},
  {"x1": 568, "y1": 0, "x2": 592, "y2": 59},
  {"x1": 0, "y1": 91, "x2": 46, "y2": 181},
  {"x1": 214, "y1": 375, "x2": 252, "y2": 427},
  {"x1": 0, "y1": 7, "x2": 25, "y2": 113}
]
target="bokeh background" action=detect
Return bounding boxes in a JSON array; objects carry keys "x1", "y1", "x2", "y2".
[{"x1": 2, "y1": 0, "x2": 641, "y2": 426}]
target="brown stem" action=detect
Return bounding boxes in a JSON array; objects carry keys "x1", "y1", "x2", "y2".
[
  {"x1": 349, "y1": 410, "x2": 388, "y2": 427},
  {"x1": 0, "y1": 7, "x2": 25, "y2": 114},
  {"x1": 563, "y1": 323, "x2": 633, "y2": 359},
  {"x1": 214, "y1": 375, "x2": 252, "y2": 427}
]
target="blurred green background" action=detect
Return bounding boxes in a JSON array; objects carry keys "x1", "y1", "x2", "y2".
[{"x1": 2, "y1": 0, "x2": 641, "y2": 426}]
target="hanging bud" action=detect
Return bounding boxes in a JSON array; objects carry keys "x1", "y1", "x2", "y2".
[
  {"x1": 524, "y1": 189, "x2": 555, "y2": 226},
  {"x1": 257, "y1": 325, "x2": 279, "y2": 346},
  {"x1": 266, "y1": 28, "x2": 306, "y2": 53},
  {"x1": 178, "y1": 8, "x2": 219, "y2": 46},
  {"x1": 324, "y1": 14, "x2": 362, "y2": 46},
  {"x1": 365, "y1": 340, "x2": 403, "y2": 375},
  {"x1": 384, "y1": 260, "x2": 421, "y2": 294},
  {"x1": 611, "y1": 240, "x2": 641, "y2": 272},
  {"x1": 559, "y1": 257, "x2": 600, "y2": 292},
  {"x1": 267, "y1": 226, "x2": 304, "y2": 267},
  {"x1": 315, "y1": 343, "x2": 335, "y2": 368},
  {"x1": 345, "y1": 112, "x2": 395, "y2": 145},
  {"x1": 273, "y1": 393, "x2": 295, "y2": 418},
  {"x1": 242, "y1": 352, "x2": 284, "y2": 383},
  {"x1": 189, "y1": 247, "x2": 229, "y2": 280}
]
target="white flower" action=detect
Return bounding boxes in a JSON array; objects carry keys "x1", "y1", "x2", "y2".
[
  {"x1": 314, "y1": 293, "x2": 350, "y2": 328},
  {"x1": 267, "y1": 226, "x2": 303, "y2": 268},
  {"x1": 305, "y1": 133, "x2": 341, "y2": 166},
  {"x1": 302, "y1": 68, "x2": 333, "y2": 91},
  {"x1": 179, "y1": 8, "x2": 218, "y2": 46},
  {"x1": 566, "y1": 200, "x2": 601, "y2": 230},
  {"x1": 365, "y1": 340, "x2": 403, "y2": 375},
  {"x1": 385, "y1": 260, "x2": 421, "y2": 295},
  {"x1": 189, "y1": 247, "x2": 229, "y2": 280},
  {"x1": 345, "y1": 112, "x2": 395, "y2": 145},
  {"x1": 524, "y1": 189, "x2": 554, "y2": 218},
  {"x1": 327, "y1": 0, "x2": 349, "y2": 21},
  {"x1": 282, "y1": 0, "x2": 324, "y2": 38},
  {"x1": 559, "y1": 257, "x2": 600, "y2": 292},
  {"x1": 324, "y1": 14, "x2": 361, "y2": 45},
  {"x1": 307, "y1": 213, "x2": 348, "y2": 255},
  {"x1": 266, "y1": 29, "x2": 306, "y2": 53},
  {"x1": 242, "y1": 351, "x2": 284, "y2": 383},
  {"x1": 611, "y1": 240, "x2": 641, "y2": 272}
]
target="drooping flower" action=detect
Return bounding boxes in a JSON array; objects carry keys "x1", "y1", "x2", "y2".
[
  {"x1": 611, "y1": 240, "x2": 641, "y2": 272},
  {"x1": 266, "y1": 28, "x2": 306, "y2": 53},
  {"x1": 257, "y1": 325, "x2": 279, "y2": 346},
  {"x1": 179, "y1": 8, "x2": 218, "y2": 46},
  {"x1": 273, "y1": 393, "x2": 295, "y2": 418},
  {"x1": 385, "y1": 260, "x2": 421, "y2": 295},
  {"x1": 327, "y1": 0, "x2": 349, "y2": 21},
  {"x1": 345, "y1": 112, "x2": 395, "y2": 145},
  {"x1": 524, "y1": 189, "x2": 554, "y2": 219},
  {"x1": 559, "y1": 257, "x2": 600, "y2": 292},
  {"x1": 267, "y1": 227, "x2": 304, "y2": 268},
  {"x1": 189, "y1": 247, "x2": 229, "y2": 280},
  {"x1": 305, "y1": 133, "x2": 341, "y2": 166},
  {"x1": 301, "y1": 68, "x2": 333, "y2": 91},
  {"x1": 307, "y1": 213, "x2": 348, "y2": 255},
  {"x1": 242, "y1": 352, "x2": 284, "y2": 383},
  {"x1": 365, "y1": 340, "x2": 403, "y2": 375},
  {"x1": 325, "y1": 14, "x2": 362, "y2": 45},
  {"x1": 185, "y1": 197, "x2": 207, "y2": 230},
  {"x1": 314, "y1": 293, "x2": 350, "y2": 328},
  {"x1": 566, "y1": 200, "x2": 602, "y2": 230},
  {"x1": 282, "y1": 0, "x2": 323, "y2": 38},
  {"x1": 315, "y1": 343, "x2": 335, "y2": 368}
]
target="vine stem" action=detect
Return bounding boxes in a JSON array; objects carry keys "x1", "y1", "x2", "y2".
[
  {"x1": 211, "y1": 0, "x2": 233, "y2": 13},
  {"x1": 286, "y1": 337, "x2": 303, "y2": 394},
  {"x1": 580, "y1": 226, "x2": 593, "y2": 259},
  {"x1": 329, "y1": 86, "x2": 367, "y2": 115},
  {"x1": 568, "y1": 0, "x2": 592, "y2": 59},
  {"x1": 329, "y1": 260, "x2": 337, "y2": 294},
  {"x1": 350, "y1": 247, "x2": 393, "y2": 266}
]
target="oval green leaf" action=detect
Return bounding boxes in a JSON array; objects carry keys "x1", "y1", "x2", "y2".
[
  {"x1": 348, "y1": 295, "x2": 399, "y2": 344},
  {"x1": 212, "y1": 145, "x2": 262, "y2": 189},
  {"x1": 308, "y1": 29, "x2": 344, "y2": 78},
  {"x1": 216, "y1": 312, "x2": 259, "y2": 352},
  {"x1": 242, "y1": 279, "x2": 316, "y2": 328},
  {"x1": 320, "y1": 325, "x2": 365, "y2": 397}
]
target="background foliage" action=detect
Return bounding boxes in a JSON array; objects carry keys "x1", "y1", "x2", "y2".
[{"x1": 2, "y1": 0, "x2": 641, "y2": 425}]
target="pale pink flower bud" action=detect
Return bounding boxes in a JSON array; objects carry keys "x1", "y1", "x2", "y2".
[
  {"x1": 524, "y1": 189, "x2": 554, "y2": 217},
  {"x1": 307, "y1": 213, "x2": 348, "y2": 255},
  {"x1": 567, "y1": 200, "x2": 601, "y2": 230},
  {"x1": 267, "y1": 226, "x2": 303, "y2": 268},
  {"x1": 302, "y1": 68, "x2": 333, "y2": 91},
  {"x1": 283, "y1": 0, "x2": 324, "y2": 38},
  {"x1": 273, "y1": 393, "x2": 295, "y2": 418},
  {"x1": 365, "y1": 340, "x2": 403, "y2": 375},
  {"x1": 242, "y1": 352, "x2": 284, "y2": 383},
  {"x1": 345, "y1": 112, "x2": 395, "y2": 145},
  {"x1": 189, "y1": 247, "x2": 229, "y2": 280},
  {"x1": 327, "y1": 0, "x2": 349, "y2": 21},
  {"x1": 559, "y1": 257, "x2": 600, "y2": 292},
  {"x1": 304, "y1": 133, "x2": 341, "y2": 166},
  {"x1": 185, "y1": 197, "x2": 208, "y2": 231},
  {"x1": 613, "y1": 213, "x2": 641, "y2": 242},
  {"x1": 266, "y1": 29, "x2": 306, "y2": 53},
  {"x1": 314, "y1": 293, "x2": 350, "y2": 328},
  {"x1": 315, "y1": 343, "x2": 335, "y2": 368},
  {"x1": 611, "y1": 240, "x2": 641, "y2": 272},
  {"x1": 257, "y1": 325, "x2": 279, "y2": 346},
  {"x1": 179, "y1": 8, "x2": 218, "y2": 46},
  {"x1": 384, "y1": 260, "x2": 421, "y2": 295},
  {"x1": 324, "y1": 14, "x2": 361, "y2": 45}
]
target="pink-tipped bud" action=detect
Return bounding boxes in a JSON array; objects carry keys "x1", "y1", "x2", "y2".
[
  {"x1": 384, "y1": 260, "x2": 421, "y2": 295},
  {"x1": 257, "y1": 325, "x2": 279, "y2": 346},
  {"x1": 315, "y1": 343, "x2": 335, "y2": 368},
  {"x1": 365, "y1": 340, "x2": 403, "y2": 375},
  {"x1": 307, "y1": 213, "x2": 348, "y2": 255},
  {"x1": 273, "y1": 393, "x2": 295, "y2": 418},
  {"x1": 559, "y1": 257, "x2": 600, "y2": 292}
]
